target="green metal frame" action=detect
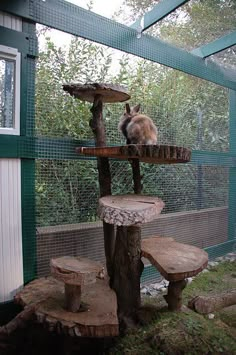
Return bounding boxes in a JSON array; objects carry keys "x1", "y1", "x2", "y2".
[
  {"x1": 0, "y1": 0, "x2": 236, "y2": 90},
  {"x1": 0, "y1": 0, "x2": 235, "y2": 291},
  {"x1": 192, "y1": 31, "x2": 236, "y2": 58},
  {"x1": 131, "y1": 0, "x2": 190, "y2": 32},
  {"x1": 228, "y1": 90, "x2": 236, "y2": 243}
]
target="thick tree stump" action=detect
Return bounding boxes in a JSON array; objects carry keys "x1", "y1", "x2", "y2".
[
  {"x1": 99, "y1": 195, "x2": 164, "y2": 325},
  {"x1": 51, "y1": 256, "x2": 104, "y2": 312},
  {"x1": 111, "y1": 225, "x2": 143, "y2": 321},
  {"x1": 188, "y1": 290, "x2": 236, "y2": 314}
]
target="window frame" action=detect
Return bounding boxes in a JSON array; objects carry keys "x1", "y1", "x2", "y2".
[{"x1": 0, "y1": 44, "x2": 20, "y2": 136}]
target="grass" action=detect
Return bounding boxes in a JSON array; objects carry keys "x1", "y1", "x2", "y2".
[{"x1": 109, "y1": 261, "x2": 236, "y2": 355}]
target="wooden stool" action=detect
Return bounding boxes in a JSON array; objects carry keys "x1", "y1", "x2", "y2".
[
  {"x1": 51, "y1": 256, "x2": 104, "y2": 312},
  {"x1": 141, "y1": 237, "x2": 208, "y2": 311}
]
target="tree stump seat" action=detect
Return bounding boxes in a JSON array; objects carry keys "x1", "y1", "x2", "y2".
[
  {"x1": 50, "y1": 256, "x2": 105, "y2": 312},
  {"x1": 14, "y1": 276, "x2": 119, "y2": 337},
  {"x1": 141, "y1": 237, "x2": 208, "y2": 310}
]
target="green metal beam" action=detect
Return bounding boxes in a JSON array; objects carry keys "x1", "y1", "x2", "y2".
[
  {"x1": 0, "y1": 135, "x2": 236, "y2": 167},
  {"x1": 0, "y1": 0, "x2": 236, "y2": 90},
  {"x1": 192, "y1": 31, "x2": 236, "y2": 58},
  {"x1": 131, "y1": 0, "x2": 190, "y2": 32},
  {"x1": 228, "y1": 90, "x2": 236, "y2": 242}
]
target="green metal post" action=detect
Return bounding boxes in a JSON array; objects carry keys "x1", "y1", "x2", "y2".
[{"x1": 228, "y1": 90, "x2": 236, "y2": 244}]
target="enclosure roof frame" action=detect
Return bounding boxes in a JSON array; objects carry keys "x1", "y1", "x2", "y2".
[
  {"x1": 192, "y1": 31, "x2": 236, "y2": 58},
  {"x1": 130, "y1": 0, "x2": 190, "y2": 32},
  {"x1": 0, "y1": 0, "x2": 236, "y2": 90}
]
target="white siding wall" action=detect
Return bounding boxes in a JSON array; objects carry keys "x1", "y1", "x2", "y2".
[
  {"x1": 0, "y1": 11, "x2": 24, "y2": 302},
  {"x1": 0, "y1": 159, "x2": 23, "y2": 302},
  {"x1": 0, "y1": 11, "x2": 22, "y2": 31}
]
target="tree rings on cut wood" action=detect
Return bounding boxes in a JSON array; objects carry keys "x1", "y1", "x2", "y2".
[
  {"x1": 141, "y1": 237, "x2": 208, "y2": 281},
  {"x1": 76, "y1": 144, "x2": 191, "y2": 164},
  {"x1": 63, "y1": 83, "x2": 130, "y2": 103},
  {"x1": 15, "y1": 277, "x2": 119, "y2": 338},
  {"x1": 50, "y1": 256, "x2": 104, "y2": 286},
  {"x1": 98, "y1": 194, "x2": 164, "y2": 226}
]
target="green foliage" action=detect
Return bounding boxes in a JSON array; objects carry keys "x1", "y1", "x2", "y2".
[{"x1": 35, "y1": 0, "x2": 231, "y2": 226}]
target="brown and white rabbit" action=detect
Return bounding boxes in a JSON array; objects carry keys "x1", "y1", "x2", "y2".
[{"x1": 118, "y1": 103, "x2": 157, "y2": 144}]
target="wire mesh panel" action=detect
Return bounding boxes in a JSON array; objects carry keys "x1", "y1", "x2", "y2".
[{"x1": 13, "y1": 0, "x2": 234, "y2": 281}]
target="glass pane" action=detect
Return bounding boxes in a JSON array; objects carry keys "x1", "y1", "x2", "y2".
[{"x1": 0, "y1": 58, "x2": 15, "y2": 128}]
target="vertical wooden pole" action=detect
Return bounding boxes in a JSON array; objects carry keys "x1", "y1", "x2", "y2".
[{"x1": 89, "y1": 95, "x2": 115, "y2": 278}]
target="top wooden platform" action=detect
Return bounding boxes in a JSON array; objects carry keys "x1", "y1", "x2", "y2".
[
  {"x1": 63, "y1": 83, "x2": 130, "y2": 103},
  {"x1": 141, "y1": 237, "x2": 208, "y2": 281},
  {"x1": 76, "y1": 145, "x2": 191, "y2": 164}
]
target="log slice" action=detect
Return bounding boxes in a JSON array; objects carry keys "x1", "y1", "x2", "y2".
[
  {"x1": 98, "y1": 194, "x2": 165, "y2": 226},
  {"x1": 15, "y1": 277, "x2": 119, "y2": 337}
]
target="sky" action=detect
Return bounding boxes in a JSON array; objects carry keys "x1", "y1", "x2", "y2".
[{"x1": 39, "y1": 0, "x2": 126, "y2": 48}]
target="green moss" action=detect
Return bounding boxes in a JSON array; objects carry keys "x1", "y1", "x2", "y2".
[{"x1": 109, "y1": 261, "x2": 236, "y2": 355}]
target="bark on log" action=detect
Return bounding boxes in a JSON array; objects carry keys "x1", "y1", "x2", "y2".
[
  {"x1": 0, "y1": 307, "x2": 35, "y2": 336},
  {"x1": 14, "y1": 277, "x2": 119, "y2": 337},
  {"x1": 76, "y1": 144, "x2": 191, "y2": 164},
  {"x1": 111, "y1": 225, "x2": 144, "y2": 324},
  {"x1": 188, "y1": 290, "x2": 236, "y2": 314},
  {"x1": 164, "y1": 280, "x2": 187, "y2": 311},
  {"x1": 89, "y1": 95, "x2": 115, "y2": 278},
  {"x1": 98, "y1": 194, "x2": 164, "y2": 226}
]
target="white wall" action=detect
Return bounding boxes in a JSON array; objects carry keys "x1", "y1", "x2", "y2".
[
  {"x1": 0, "y1": 159, "x2": 23, "y2": 302},
  {"x1": 0, "y1": 11, "x2": 23, "y2": 302}
]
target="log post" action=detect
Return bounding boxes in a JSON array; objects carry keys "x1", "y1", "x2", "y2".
[
  {"x1": 89, "y1": 95, "x2": 115, "y2": 278},
  {"x1": 64, "y1": 284, "x2": 82, "y2": 313},
  {"x1": 164, "y1": 280, "x2": 187, "y2": 311}
]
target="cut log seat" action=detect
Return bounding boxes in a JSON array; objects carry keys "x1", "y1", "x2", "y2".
[
  {"x1": 51, "y1": 256, "x2": 105, "y2": 312},
  {"x1": 15, "y1": 276, "x2": 119, "y2": 337},
  {"x1": 141, "y1": 237, "x2": 208, "y2": 310}
]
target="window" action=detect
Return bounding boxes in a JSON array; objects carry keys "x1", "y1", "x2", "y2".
[{"x1": 0, "y1": 45, "x2": 20, "y2": 135}]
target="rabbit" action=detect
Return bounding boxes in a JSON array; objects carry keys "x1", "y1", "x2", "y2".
[{"x1": 118, "y1": 103, "x2": 157, "y2": 144}]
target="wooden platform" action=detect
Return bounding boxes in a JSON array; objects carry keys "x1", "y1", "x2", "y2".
[
  {"x1": 141, "y1": 237, "x2": 208, "y2": 281},
  {"x1": 98, "y1": 194, "x2": 164, "y2": 226},
  {"x1": 76, "y1": 145, "x2": 191, "y2": 164},
  {"x1": 15, "y1": 277, "x2": 119, "y2": 338}
]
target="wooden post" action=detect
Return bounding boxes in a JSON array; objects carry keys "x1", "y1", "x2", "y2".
[
  {"x1": 89, "y1": 95, "x2": 115, "y2": 278},
  {"x1": 164, "y1": 280, "x2": 187, "y2": 311},
  {"x1": 112, "y1": 225, "x2": 143, "y2": 323},
  {"x1": 110, "y1": 158, "x2": 144, "y2": 326},
  {"x1": 64, "y1": 284, "x2": 82, "y2": 312}
]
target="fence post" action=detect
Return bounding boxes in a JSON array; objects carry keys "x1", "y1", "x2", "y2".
[{"x1": 228, "y1": 90, "x2": 236, "y2": 244}]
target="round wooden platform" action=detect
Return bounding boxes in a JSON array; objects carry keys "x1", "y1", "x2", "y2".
[
  {"x1": 76, "y1": 144, "x2": 191, "y2": 164},
  {"x1": 141, "y1": 237, "x2": 208, "y2": 281},
  {"x1": 15, "y1": 277, "x2": 119, "y2": 338},
  {"x1": 63, "y1": 83, "x2": 130, "y2": 103},
  {"x1": 98, "y1": 194, "x2": 164, "y2": 226}
]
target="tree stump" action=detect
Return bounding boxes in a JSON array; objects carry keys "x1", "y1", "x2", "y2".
[
  {"x1": 98, "y1": 195, "x2": 164, "y2": 324},
  {"x1": 51, "y1": 256, "x2": 104, "y2": 312}
]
